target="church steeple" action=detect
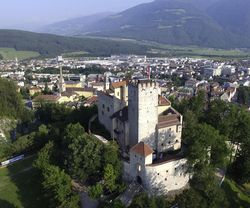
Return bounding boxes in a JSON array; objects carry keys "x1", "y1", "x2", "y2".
[{"x1": 57, "y1": 56, "x2": 65, "y2": 93}]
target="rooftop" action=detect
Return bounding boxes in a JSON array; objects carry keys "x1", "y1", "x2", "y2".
[
  {"x1": 130, "y1": 142, "x2": 154, "y2": 157},
  {"x1": 111, "y1": 80, "x2": 128, "y2": 89}
]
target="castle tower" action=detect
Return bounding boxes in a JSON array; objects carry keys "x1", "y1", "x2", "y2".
[{"x1": 128, "y1": 80, "x2": 159, "y2": 150}]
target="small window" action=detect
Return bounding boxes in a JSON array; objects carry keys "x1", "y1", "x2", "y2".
[
  {"x1": 135, "y1": 154, "x2": 137, "y2": 158},
  {"x1": 102, "y1": 104, "x2": 105, "y2": 108},
  {"x1": 174, "y1": 167, "x2": 177, "y2": 171},
  {"x1": 175, "y1": 140, "x2": 179, "y2": 143},
  {"x1": 157, "y1": 173, "x2": 160, "y2": 175},
  {"x1": 168, "y1": 141, "x2": 171, "y2": 144},
  {"x1": 165, "y1": 178, "x2": 167, "y2": 181},
  {"x1": 107, "y1": 107, "x2": 110, "y2": 112},
  {"x1": 161, "y1": 143, "x2": 164, "y2": 146},
  {"x1": 102, "y1": 111, "x2": 104, "y2": 115},
  {"x1": 166, "y1": 170, "x2": 169, "y2": 173}
]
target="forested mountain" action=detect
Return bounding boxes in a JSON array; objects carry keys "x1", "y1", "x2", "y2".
[
  {"x1": 42, "y1": 0, "x2": 250, "y2": 49},
  {"x1": 39, "y1": 12, "x2": 114, "y2": 36},
  {"x1": 0, "y1": 30, "x2": 149, "y2": 56}
]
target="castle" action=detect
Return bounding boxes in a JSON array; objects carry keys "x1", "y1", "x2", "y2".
[{"x1": 97, "y1": 79, "x2": 189, "y2": 195}]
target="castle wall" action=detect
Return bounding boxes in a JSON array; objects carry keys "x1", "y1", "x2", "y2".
[
  {"x1": 97, "y1": 92, "x2": 126, "y2": 134},
  {"x1": 113, "y1": 119, "x2": 129, "y2": 152},
  {"x1": 157, "y1": 124, "x2": 182, "y2": 153},
  {"x1": 144, "y1": 158, "x2": 189, "y2": 195}
]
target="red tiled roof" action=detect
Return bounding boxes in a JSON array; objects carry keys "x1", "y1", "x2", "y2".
[
  {"x1": 130, "y1": 142, "x2": 153, "y2": 157},
  {"x1": 33, "y1": 94, "x2": 60, "y2": 102},
  {"x1": 158, "y1": 96, "x2": 171, "y2": 106},
  {"x1": 85, "y1": 96, "x2": 98, "y2": 105},
  {"x1": 66, "y1": 87, "x2": 95, "y2": 92},
  {"x1": 111, "y1": 80, "x2": 127, "y2": 89}
]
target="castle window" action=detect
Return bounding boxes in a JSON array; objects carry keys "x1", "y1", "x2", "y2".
[
  {"x1": 107, "y1": 107, "x2": 110, "y2": 112},
  {"x1": 166, "y1": 170, "x2": 168, "y2": 173},
  {"x1": 165, "y1": 178, "x2": 167, "y2": 181},
  {"x1": 174, "y1": 167, "x2": 177, "y2": 171},
  {"x1": 102, "y1": 104, "x2": 105, "y2": 109},
  {"x1": 161, "y1": 143, "x2": 164, "y2": 146},
  {"x1": 135, "y1": 154, "x2": 137, "y2": 158},
  {"x1": 175, "y1": 140, "x2": 179, "y2": 143},
  {"x1": 157, "y1": 173, "x2": 160, "y2": 175},
  {"x1": 102, "y1": 111, "x2": 104, "y2": 115},
  {"x1": 168, "y1": 141, "x2": 171, "y2": 144}
]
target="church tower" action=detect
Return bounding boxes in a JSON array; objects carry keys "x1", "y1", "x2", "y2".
[
  {"x1": 128, "y1": 80, "x2": 159, "y2": 150},
  {"x1": 57, "y1": 56, "x2": 65, "y2": 93}
]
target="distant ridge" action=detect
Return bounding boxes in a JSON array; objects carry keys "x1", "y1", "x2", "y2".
[
  {"x1": 39, "y1": 12, "x2": 114, "y2": 36},
  {"x1": 41, "y1": 0, "x2": 250, "y2": 49}
]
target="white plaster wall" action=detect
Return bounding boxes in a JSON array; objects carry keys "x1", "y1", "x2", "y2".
[
  {"x1": 157, "y1": 124, "x2": 182, "y2": 153},
  {"x1": 144, "y1": 158, "x2": 189, "y2": 195},
  {"x1": 158, "y1": 105, "x2": 170, "y2": 115},
  {"x1": 98, "y1": 92, "x2": 126, "y2": 134}
]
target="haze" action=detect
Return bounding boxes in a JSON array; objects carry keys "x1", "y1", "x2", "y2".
[{"x1": 0, "y1": 0, "x2": 152, "y2": 30}]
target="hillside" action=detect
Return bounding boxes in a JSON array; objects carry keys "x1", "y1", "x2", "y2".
[
  {"x1": 39, "y1": 12, "x2": 114, "y2": 36},
  {"x1": 0, "y1": 30, "x2": 150, "y2": 57},
  {"x1": 41, "y1": 0, "x2": 250, "y2": 49}
]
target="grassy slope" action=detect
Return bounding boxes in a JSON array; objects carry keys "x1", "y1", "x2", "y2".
[
  {"x1": 222, "y1": 178, "x2": 250, "y2": 208},
  {"x1": 0, "y1": 48, "x2": 40, "y2": 60},
  {"x1": 0, "y1": 156, "x2": 47, "y2": 208}
]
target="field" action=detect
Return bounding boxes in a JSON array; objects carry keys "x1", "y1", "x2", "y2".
[
  {"x1": 62, "y1": 51, "x2": 89, "y2": 58},
  {"x1": 0, "y1": 156, "x2": 47, "y2": 208},
  {"x1": 147, "y1": 43, "x2": 250, "y2": 59},
  {"x1": 222, "y1": 178, "x2": 250, "y2": 208},
  {"x1": 0, "y1": 48, "x2": 40, "y2": 60}
]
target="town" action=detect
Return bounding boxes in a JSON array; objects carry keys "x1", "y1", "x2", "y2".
[{"x1": 1, "y1": 55, "x2": 250, "y2": 109}]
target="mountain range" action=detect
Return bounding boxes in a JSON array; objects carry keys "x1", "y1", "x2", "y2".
[{"x1": 41, "y1": 0, "x2": 250, "y2": 49}]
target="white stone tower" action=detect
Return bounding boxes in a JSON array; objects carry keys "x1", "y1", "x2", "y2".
[
  {"x1": 104, "y1": 76, "x2": 110, "y2": 91},
  {"x1": 57, "y1": 56, "x2": 65, "y2": 93},
  {"x1": 128, "y1": 80, "x2": 159, "y2": 150}
]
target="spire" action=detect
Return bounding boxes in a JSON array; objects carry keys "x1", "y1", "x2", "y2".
[{"x1": 57, "y1": 56, "x2": 65, "y2": 93}]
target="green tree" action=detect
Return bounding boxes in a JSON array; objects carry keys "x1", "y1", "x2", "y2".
[
  {"x1": 0, "y1": 78, "x2": 24, "y2": 118},
  {"x1": 62, "y1": 123, "x2": 103, "y2": 181},
  {"x1": 42, "y1": 165, "x2": 79, "y2": 208},
  {"x1": 103, "y1": 141, "x2": 121, "y2": 176},
  {"x1": 104, "y1": 164, "x2": 117, "y2": 193},
  {"x1": 89, "y1": 183, "x2": 103, "y2": 199},
  {"x1": 185, "y1": 123, "x2": 229, "y2": 171}
]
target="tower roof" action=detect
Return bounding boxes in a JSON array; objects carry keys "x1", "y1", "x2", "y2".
[{"x1": 130, "y1": 142, "x2": 153, "y2": 157}]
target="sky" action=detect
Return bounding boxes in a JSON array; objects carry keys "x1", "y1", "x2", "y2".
[{"x1": 0, "y1": 0, "x2": 152, "y2": 30}]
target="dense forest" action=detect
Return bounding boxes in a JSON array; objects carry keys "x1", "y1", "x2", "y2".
[{"x1": 0, "y1": 30, "x2": 149, "y2": 57}]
